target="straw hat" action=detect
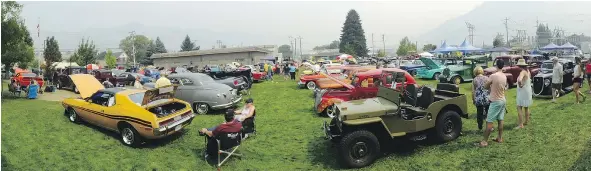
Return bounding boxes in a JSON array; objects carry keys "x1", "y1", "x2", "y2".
[{"x1": 516, "y1": 59, "x2": 528, "y2": 66}]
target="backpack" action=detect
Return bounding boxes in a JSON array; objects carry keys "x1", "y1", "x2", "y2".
[{"x1": 585, "y1": 63, "x2": 591, "y2": 74}]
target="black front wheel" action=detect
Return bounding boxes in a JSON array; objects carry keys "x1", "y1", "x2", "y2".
[{"x1": 338, "y1": 130, "x2": 380, "y2": 168}]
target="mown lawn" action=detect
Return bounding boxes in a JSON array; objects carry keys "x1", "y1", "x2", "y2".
[{"x1": 2, "y1": 76, "x2": 591, "y2": 170}]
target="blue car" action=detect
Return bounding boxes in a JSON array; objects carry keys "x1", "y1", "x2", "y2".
[{"x1": 398, "y1": 60, "x2": 426, "y2": 76}]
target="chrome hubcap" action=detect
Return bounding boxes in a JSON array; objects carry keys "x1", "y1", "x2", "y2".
[
  {"x1": 69, "y1": 110, "x2": 76, "y2": 121},
  {"x1": 307, "y1": 82, "x2": 316, "y2": 90},
  {"x1": 327, "y1": 105, "x2": 336, "y2": 118},
  {"x1": 197, "y1": 104, "x2": 208, "y2": 114},
  {"x1": 122, "y1": 128, "x2": 134, "y2": 144},
  {"x1": 351, "y1": 142, "x2": 369, "y2": 159}
]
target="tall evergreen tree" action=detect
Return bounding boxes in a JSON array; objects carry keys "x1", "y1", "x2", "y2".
[
  {"x1": 339, "y1": 9, "x2": 368, "y2": 57},
  {"x1": 180, "y1": 35, "x2": 195, "y2": 52},
  {"x1": 154, "y1": 37, "x2": 167, "y2": 53}
]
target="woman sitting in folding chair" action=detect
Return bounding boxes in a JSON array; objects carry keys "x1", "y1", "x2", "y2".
[{"x1": 233, "y1": 98, "x2": 255, "y2": 122}]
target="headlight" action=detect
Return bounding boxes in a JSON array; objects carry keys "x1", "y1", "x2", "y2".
[{"x1": 544, "y1": 79, "x2": 550, "y2": 86}]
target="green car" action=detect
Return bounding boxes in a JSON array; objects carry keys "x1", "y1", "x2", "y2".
[
  {"x1": 416, "y1": 58, "x2": 459, "y2": 80},
  {"x1": 438, "y1": 55, "x2": 489, "y2": 85},
  {"x1": 323, "y1": 70, "x2": 468, "y2": 168}
]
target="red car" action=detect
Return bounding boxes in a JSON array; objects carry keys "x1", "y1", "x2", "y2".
[
  {"x1": 11, "y1": 72, "x2": 44, "y2": 89},
  {"x1": 314, "y1": 68, "x2": 417, "y2": 118},
  {"x1": 240, "y1": 65, "x2": 265, "y2": 82},
  {"x1": 484, "y1": 55, "x2": 540, "y2": 87}
]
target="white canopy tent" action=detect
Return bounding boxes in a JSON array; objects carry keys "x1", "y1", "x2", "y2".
[
  {"x1": 52, "y1": 62, "x2": 79, "y2": 69},
  {"x1": 418, "y1": 52, "x2": 434, "y2": 57}
]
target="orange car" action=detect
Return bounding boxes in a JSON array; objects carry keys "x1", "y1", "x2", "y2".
[
  {"x1": 297, "y1": 65, "x2": 361, "y2": 90},
  {"x1": 11, "y1": 72, "x2": 44, "y2": 89},
  {"x1": 315, "y1": 66, "x2": 376, "y2": 90}
]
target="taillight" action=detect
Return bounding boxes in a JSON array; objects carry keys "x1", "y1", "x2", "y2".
[
  {"x1": 233, "y1": 80, "x2": 238, "y2": 86},
  {"x1": 159, "y1": 119, "x2": 174, "y2": 127}
]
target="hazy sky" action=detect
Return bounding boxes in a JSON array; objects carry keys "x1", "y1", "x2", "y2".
[{"x1": 19, "y1": 1, "x2": 484, "y2": 51}]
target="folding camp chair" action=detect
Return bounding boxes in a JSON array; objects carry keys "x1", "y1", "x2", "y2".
[
  {"x1": 204, "y1": 131, "x2": 243, "y2": 170},
  {"x1": 241, "y1": 110, "x2": 257, "y2": 137}
]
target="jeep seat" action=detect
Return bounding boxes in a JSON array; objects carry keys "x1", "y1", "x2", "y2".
[
  {"x1": 436, "y1": 83, "x2": 459, "y2": 92},
  {"x1": 417, "y1": 86, "x2": 434, "y2": 109},
  {"x1": 403, "y1": 84, "x2": 417, "y2": 106}
]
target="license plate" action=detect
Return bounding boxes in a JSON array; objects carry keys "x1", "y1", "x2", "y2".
[
  {"x1": 175, "y1": 124, "x2": 182, "y2": 131},
  {"x1": 174, "y1": 115, "x2": 181, "y2": 121}
]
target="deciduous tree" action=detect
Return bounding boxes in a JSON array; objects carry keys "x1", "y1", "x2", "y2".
[
  {"x1": 72, "y1": 38, "x2": 98, "y2": 66},
  {"x1": 396, "y1": 37, "x2": 417, "y2": 56},
  {"x1": 422, "y1": 44, "x2": 437, "y2": 52},
  {"x1": 43, "y1": 36, "x2": 61, "y2": 76},
  {"x1": 1, "y1": 1, "x2": 34, "y2": 71},
  {"x1": 105, "y1": 50, "x2": 117, "y2": 69},
  {"x1": 119, "y1": 34, "x2": 151, "y2": 66}
]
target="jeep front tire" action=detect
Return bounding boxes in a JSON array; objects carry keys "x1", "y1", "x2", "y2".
[
  {"x1": 432, "y1": 110, "x2": 462, "y2": 143},
  {"x1": 338, "y1": 130, "x2": 380, "y2": 168}
]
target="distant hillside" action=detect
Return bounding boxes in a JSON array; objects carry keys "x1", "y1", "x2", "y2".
[
  {"x1": 418, "y1": 1, "x2": 591, "y2": 47},
  {"x1": 37, "y1": 23, "x2": 279, "y2": 51}
]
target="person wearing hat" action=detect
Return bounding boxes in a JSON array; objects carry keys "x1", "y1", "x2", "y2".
[
  {"x1": 155, "y1": 73, "x2": 171, "y2": 88},
  {"x1": 551, "y1": 57, "x2": 564, "y2": 102},
  {"x1": 233, "y1": 98, "x2": 256, "y2": 122},
  {"x1": 515, "y1": 59, "x2": 532, "y2": 129}
]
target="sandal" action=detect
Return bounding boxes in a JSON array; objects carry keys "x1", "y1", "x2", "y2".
[{"x1": 475, "y1": 141, "x2": 488, "y2": 147}]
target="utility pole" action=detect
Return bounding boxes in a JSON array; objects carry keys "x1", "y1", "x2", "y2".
[
  {"x1": 130, "y1": 31, "x2": 136, "y2": 69},
  {"x1": 297, "y1": 36, "x2": 302, "y2": 60},
  {"x1": 371, "y1": 33, "x2": 375, "y2": 57},
  {"x1": 37, "y1": 17, "x2": 41, "y2": 74},
  {"x1": 289, "y1": 36, "x2": 295, "y2": 60},
  {"x1": 382, "y1": 34, "x2": 385, "y2": 55},
  {"x1": 465, "y1": 22, "x2": 475, "y2": 44},
  {"x1": 503, "y1": 17, "x2": 510, "y2": 47}
]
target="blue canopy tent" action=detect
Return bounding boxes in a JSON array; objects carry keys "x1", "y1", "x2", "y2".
[
  {"x1": 540, "y1": 43, "x2": 560, "y2": 50},
  {"x1": 457, "y1": 39, "x2": 482, "y2": 53},
  {"x1": 558, "y1": 42, "x2": 577, "y2": 49},
  {"x1": 431, "y1": 41, "x2": 458, "y2": 53}
]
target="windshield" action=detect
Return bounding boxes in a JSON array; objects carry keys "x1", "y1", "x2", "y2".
[
  {"x1": 542, "y1": 63, "x2": 553, "y2": 70},
  {"x1": 22, "y1": 73, "x2": 37, "y2": 77},
  {"x1": 128, "y1": 92, "x2": 145, "y2": 106}
]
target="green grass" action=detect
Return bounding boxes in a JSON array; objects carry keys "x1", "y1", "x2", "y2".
[{"x1": 2, "y1": 76, "x2": 591, "y2": 170}]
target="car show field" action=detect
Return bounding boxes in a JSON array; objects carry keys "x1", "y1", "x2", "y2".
[{"x1": 2, "y1": 74, "x2": 591, "y2": 170}]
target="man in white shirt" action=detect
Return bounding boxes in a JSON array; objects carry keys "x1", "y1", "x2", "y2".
[{"x1": 551, "y1": 57, "x2": 564, "y2": 102}]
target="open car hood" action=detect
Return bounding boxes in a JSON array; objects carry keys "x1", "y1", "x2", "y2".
[
  {"x1": 319, "y1": 72, "x2": 354, "y2": 90},
  {"x1": 141, "y1": 85, "x2": 177, "y2": 106},
  {"x1": 419, "y1": 57, "x2": 440, "y2": 69},
  {"x1": 69, "y1": 74, "x2": 105, "y2": 99}
]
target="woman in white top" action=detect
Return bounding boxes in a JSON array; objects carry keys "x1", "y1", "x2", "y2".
[
  {"x1": 133, "y1": 76, "x2": 143, "y2": 89},
  {"x1": 234, "y1": 98, "x2": 256, "y2": 122},
  {"x1": 515, "y1": 59, "x2": 532, "y2": 129},
  {"x1": 573, "y1": 57, "x2": 586, "y2": 104}
]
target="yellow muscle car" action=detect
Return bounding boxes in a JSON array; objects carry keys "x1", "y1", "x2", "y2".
[{"x1": 62, "y1": 74, "x2": 195, "y2": 147}]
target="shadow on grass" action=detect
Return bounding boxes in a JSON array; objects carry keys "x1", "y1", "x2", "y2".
[
  {"x1": 1, "y1": 154, "x2": 14, "y2": 171},
  {"x1": 307, "y1": 136, "x2": 420, "y2": 170},
  {"x1": 73, "y1": 118, "x2": 186, "y2": 148},
  {"x1": 569, "y1": 139, "x2": 591, "y2": 171}
]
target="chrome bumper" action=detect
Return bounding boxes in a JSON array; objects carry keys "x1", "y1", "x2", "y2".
[
  {"x1": 211, "y1": 96, "x2": 243, "y2": 109},
  {"x1": 153, "y1": 114, "x2": 195, "y2": 136}
]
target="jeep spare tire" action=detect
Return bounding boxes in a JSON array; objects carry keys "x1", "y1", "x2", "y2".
[
  {"x1": 338, "y1": 130, "x2": 380, "y2": 168},
  {"x1": 432, "y1": 110, "x2": 462, "y2": 143}
]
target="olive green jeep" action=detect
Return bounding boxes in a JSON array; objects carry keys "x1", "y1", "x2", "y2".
[{"x1": 323, "y1": 70, "x2": 468, "y2": 168}]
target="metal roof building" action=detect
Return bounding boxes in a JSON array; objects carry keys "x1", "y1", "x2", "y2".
[{"x1": 150, "y1": 46, "x2": 272, "y2": 68}]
